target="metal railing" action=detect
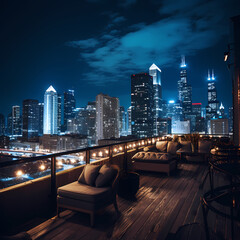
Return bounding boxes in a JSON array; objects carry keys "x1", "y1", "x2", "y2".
[{"x1": 0, "y1": 136, "x2": 160, "y2": 195}]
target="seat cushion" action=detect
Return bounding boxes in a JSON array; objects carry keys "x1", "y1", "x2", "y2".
[
  {"x1": 132, "y1": 151, "x2": 175, "y2": 163},
  {"x1": 156, "y1": 141, "x2": 168, "y2": 152},
  {"x1": 179, "y1": 141, "x2": 192, "y2": 153},
  {"x1": 167, "y1": 142, "x2": 179, "y2": 155},
  {"x1": 198, "y1": 141, "x2": 212, "y2": 153},
  {"x1": 95, "y1": 164, "x2": 117, "y2": 187},
  {"x1": 78, "y1": 164, "x2": 101, "y2": 186},
  {"x1": 57, "y1": 181, "x2": 112, "y2": 203}
]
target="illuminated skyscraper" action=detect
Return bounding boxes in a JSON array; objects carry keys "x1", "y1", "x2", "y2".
[
  {"x1": 43, "y1": 86, "x2": 58, "y2": 135},
  {"x1": 22, "y1": 99, "x2": 39, "y2": 140},
  {"x1": 57, "y1": 94, "x2": 62, "y2": 133},
  {"x1": 149, "y1": 63, "x2": 162, "y2": 136},
  {"x1": 0, "y1": 114, "x2": 5, "y2": 136},
  {"x1": 131, "y1": 73, "x2": 154, "y2": 138},
  {"x1": 178, "y1": 56, "x2": 192, "y2": 118},
  {"x1": 63, "y1": 90, "x2": 76, "y2": 132},
  {"x1": 38, "y1": 103, "x2": 44, "y2": 135},
  {"x1": 12, "y1": 106, "x2": 21, "y2": 137},
  {"x1": 96, "y1": 94, "x2": 119, "y2": 141},
  {"x1": 206, "y1": 69, "x2": 219, "y2": 122}
]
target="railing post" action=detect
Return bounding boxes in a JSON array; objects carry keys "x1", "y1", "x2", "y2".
[
  {"x1": 51, "y1": 156, "x2": 57, "y2": 200},
  {"x1": 86, "y1": 149, "x2": 90, "y2": 164}
]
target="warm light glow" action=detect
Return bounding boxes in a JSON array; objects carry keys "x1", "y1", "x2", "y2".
[
  {"x1": 114, "y1": 148, "x2": 118, "y2": 152},
  {"x1": 224, "y1": 52, "x2": 229, "y2": 62},
  {"x1": 138, "y1": 143, "x2": 141, "y2": 146},
  {"x1": 148, "y1": 141, "x2": 151, "y2": 143},
  {"x1": 70, "y1": 159, "x2": 76, "y2": 164},
  {"x1": 119, "y1": 147, "x2": 123, "y2": 151},
  {"x1": 105, "y1": 150, "x2": 109, "y2": 154},
  {"x1": 79, "y1": 156, "x2": 84, "y2": 161},
  {"x1": 39, "y1": 164, "x2": 45, "y2": 171},
  {"x1": 129, "y1": 144, "x2": 132, "y2": 148},
  {"x1": 57, "y1": 160, "x2": 63, "y2": 166},
  {"x1": 16, "y1": 170, "x2": 23, "y2": 177},
  {"x1": 92, "y1": 153, "x2": 96, "y2": 157},
  {"x1": 133, "y1": 144, "x2": 136, "y2": 147},
  {"x1": 99, "y1": 151, "x2": 103, "y2": 157}
]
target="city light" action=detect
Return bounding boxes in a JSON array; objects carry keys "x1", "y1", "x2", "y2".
[
  {"x1": 39, "y1": 164, "x2": 46, "y2": 171},
  {"x1": 169, "y1": 100, "x2": 175, "y2": 104},
  {"x1": 16, "y1": 170, "x2": 23, "y2": 177}
]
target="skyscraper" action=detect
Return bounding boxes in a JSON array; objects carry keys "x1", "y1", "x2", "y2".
[
  {"x1": 38, "y1": 103, "x2": 44, "y2": 136},
  {"x1": 43, "y1": 86, "x2": 58, "y2": 135},
  {"x1": 127, "y1": 106, "x2": 132, "y2": 135},
  {"x1": 0, "y1": 114, "x2": 5, "y2": 136},
  {"x1": 12, "y1": 106, "x2": 21, "y2": 137},
  {"x1": 149, "y1": 63, "x2": 162, "y2": 136},
  {"x1": 22, "y1": 99, "x2": 39, "y2": 140},
  {"x1": 96, "y1": 93, "x2": 119, "y2": 141},
  {"x1": 63, "y1": 89, "x2": 76, "y2": 132},
  {"x1": 57, "y1": 94, "x2": 62, "y2": 133},
  {"x1": 178, "y1": 56, "x2": 192, "y2": 118},
  {"x1": 206, "y1": 69, "x2": 219, "y2": 118},
  {"x1": 131, "y1": 73, "x2": 154, "y2": 138}
]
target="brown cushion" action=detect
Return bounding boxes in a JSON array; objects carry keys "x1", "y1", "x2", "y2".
[
  {"x1": 179, "y1": 141, "x2": 192, "y2": 153},
  {"x1": 95, "y1": 165, "x2": 117, "y2": 187},
  {"x1": 198, "y1": 141, "x2": 212, "y2": 153},
  {"x1": 156, "y1": 141, "x2": 168, "y2": 152},
  {"x1": 167, "y1": 142, "x2": 179, "y2": 154},
  {"x1": 160, "y1": 153, "x2": 174, "y2": 161},
  {"x1": 58, "y1": 181, "x2": 112, "y2": 203},
  {"x1": 78, "y1": 164, "x2": 101, "y2": 186}
]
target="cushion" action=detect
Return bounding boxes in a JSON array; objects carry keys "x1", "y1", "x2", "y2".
[
  {"x1": 160, "y1": 153, "x2": 174, "y2": 161},
  {"x1": 179, "y1": 141, "x2": 192, "y2": 153},
  {"x1": 58, "y1": 181, "x2": 112, "y2": 203},
  {"x1": 132, "y1": 152, "x2": 146, "y2": 159},
  {"x1": 78, "y1": 164, "x2": 101, "y2": 186},
  {"x1": 167, "y1": 142, "x2": 179, "y2": 155},
  {"x1": 156, "y1": 141, "x2": 168, "y2": 152},
  {"x1": 95, "y1": 164, "x2": 117, "y2": 187},
  {"x1": 198, "y1": 141, "x2": 212, "y2": 153}
]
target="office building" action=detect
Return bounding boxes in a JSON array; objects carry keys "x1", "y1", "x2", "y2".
[
  {"x1": 57, "y1": 94, "x2": 62, "y2": 133},
  {"x1": 63, "y1": 90, "x2": 76, "y2": 132},
  {"x1": 43, "y1": 86, "x2": 58, "y2": 135},
  {"x1": 96, "y1": 93, "x2": 119, "y2": 141},
  {"x1": 211, "y1": 119, "x2": 229, "y2": 135},
  {"x1": 149, "y1": 63, "x2": 162, "y2": 135},
  {"x1": 131, "y1": 73, "x2": 154, "y2": 138},
  {"x1": 9, "y1": 106, "x2": 22, "y2": 137},
  {"x1": 156, "y1": 118, "x2": 171, "y2": 136},
  {"x1": 178, "y1": 56, "x2": 192, "y2": 117},
  {"x1": 0, "y1": 114, "x2": 5, "y2": 136},
  {"x1": 22, "y1": 99, "x2": 39, "y2": 140},
  {"x1": 127, "y1": 106, "x2": 132, "y2": 135}
]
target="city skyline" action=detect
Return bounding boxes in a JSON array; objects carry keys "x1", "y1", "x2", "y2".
[{"x1": 1, "y1": 0, "x2": 240, "y2": 116}]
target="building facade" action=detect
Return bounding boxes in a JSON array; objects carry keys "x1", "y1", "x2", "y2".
[
  {"x1": 22, "y1": 99, "x2": 39, "y2": 140},
  {"x1": 131, "y1": 73, "x2": 154, "y2": 138},
  {"x1": 149, "y1": 63, "x2": 162, "y2": 136},
  {"x1": 96, "y1": 93, "x2": 119, "y2": 142},
  {"x1": 43, "y1": 86, "x2": 58, "y2": 135}
]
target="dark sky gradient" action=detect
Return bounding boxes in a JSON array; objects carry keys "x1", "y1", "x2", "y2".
[{"x1": 1, "y1": 0, "x2": 240, "y2": 116}]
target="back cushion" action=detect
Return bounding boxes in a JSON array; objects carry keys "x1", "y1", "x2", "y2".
[
  {"x1": 167, "y1": 142, "x2": 179, "y2": 155},
  {"x1": 156, "y1": 141, "x2": 168, "y2": 152},
  {"x1": 179, "y1": 141, "x2": 192, "y2": 153},
  {"x1": 95, "y1": 164, "x2": 117, "y2": 187},
  {"x1": 78, "y1": 164, "x2": 101, "y2": 186},
  {"x1": 198, "y1": 141, "x2": 212, "y2": 153}
]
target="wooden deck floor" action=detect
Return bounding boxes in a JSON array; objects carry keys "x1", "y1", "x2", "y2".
[{"x1": 28, "y1": 163, "x2": 240, "y2": 240}]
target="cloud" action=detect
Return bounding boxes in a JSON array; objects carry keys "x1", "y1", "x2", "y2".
[
  {"x1": 112, "y1": 16, "x2": 126, "y2": 24},
  {"x1": 68, "y1": 0, "x2": 239, "y2": 85},
  {"x1": 119, "y1": 0, "x2": 137, "y2": 7},
  {"x1": 66, "y1": 38, "x2": 99, "y2": 49}
]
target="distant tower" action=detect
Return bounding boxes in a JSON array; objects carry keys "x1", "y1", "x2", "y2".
[
  {"x1": 57, "y1": 94, "x2": 62, "y2": 133},
  {"x1": 206, "y1": 69, "x2": 219, "y2": 118},
  {"x1": 96, "y1": 93, "x2": 119, "y2": 141},
  {"x1": 149, "y1": 63, "x2": 162, "y2": 136},
  {"x1": 63, "y1": 90, "x2": 76, "y2": 132},
  {"x1": 0, "y1": 114, "x2": 5, "y2": 136},
  {"x1": 12, "y1": 106, "x2": 22, "y2": 137},
  {"x1": 38, "y1": 103, "x2": 44, "y2": 135},
  {"x1": 131, "y1": 73, "x2": 154, "y2": 138},
  {"x1": 178, "y1": 56, "x2": 192, "y2": 118},
  {"x1": 43, "y1": 86, "x2": 58, "y2": 135},
  {"x1": 22, "y1": 99, "x2": 39, "y2": 140}
]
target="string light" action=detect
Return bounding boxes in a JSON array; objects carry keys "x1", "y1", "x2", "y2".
[
  {"x1": 92, "y1": 153, "x2": 96, "y2": 157},
  {"x1": 99, "y1": 151, "x2": 103, "y2": 157},
  {"x1": 39, "y1": 164, "x2": 46, "y2": 170},
  {"x1": 105, "y1": 150, "x2": 109, "y2": 154},
  {"x1": 119, "y1": 147, "x2": 123, "y2": 151},
  {"x1": 114, "y1": 148, "x2": 118, "y2": 152},
  {"x1": 16, "y1": 170, "x2": 23, "y2": 177}
]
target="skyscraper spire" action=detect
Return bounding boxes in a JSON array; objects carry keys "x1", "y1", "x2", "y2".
[
  {"x1": 212, "y1": 69, "x2": 215, "y2": 80},
  {"x1": 208, "y1": 69, "x2": 211, "y2": 80},
  {"x1": 180, "y1": 55, "x2": 186, "y2": 68}
]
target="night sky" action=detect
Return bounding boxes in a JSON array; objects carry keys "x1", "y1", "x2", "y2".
[{"x1": 1, "y1": 0, "x2": 240, "y2": 116}]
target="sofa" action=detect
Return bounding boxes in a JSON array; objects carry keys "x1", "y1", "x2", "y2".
[{"x1": 132, "y1": 141, "x2": 180, "y2": 176}]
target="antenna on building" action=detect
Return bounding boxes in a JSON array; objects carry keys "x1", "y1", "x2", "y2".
[
  {"x1": 212, "y1": 69, "x2": 215, "y2": 80},
  {"x1": 208, "y1": 69, "x2": 211, "y2": 80},
  {"x1": 180, "y1": 55, "x2": 186, "y2": 68}
]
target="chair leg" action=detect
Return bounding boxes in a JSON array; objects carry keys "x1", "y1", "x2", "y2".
[{"x1": 90, "y1": 212, "x2": 95, "y2": 227}]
